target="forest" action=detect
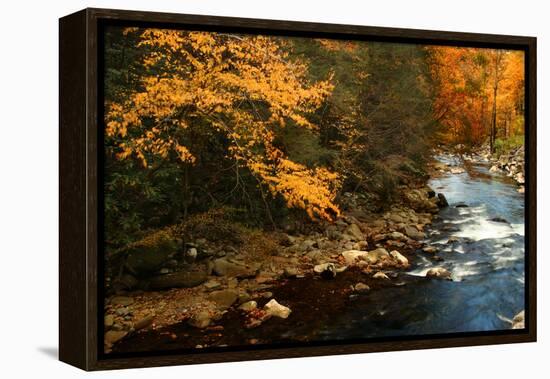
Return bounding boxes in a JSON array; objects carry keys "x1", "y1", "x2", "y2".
[{"x1": 102, "y1": 26, "x2": 526, "y2": 353}]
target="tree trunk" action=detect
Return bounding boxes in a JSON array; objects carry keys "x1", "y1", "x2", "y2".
[
  {"x1": 490, "y1": 85, "x2": 497, "y2": 153},
  {"x1": 490, "y1": 51, "x2": 502, "y2": 154}
]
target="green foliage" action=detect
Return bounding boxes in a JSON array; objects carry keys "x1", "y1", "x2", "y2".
[
  {"x1": 171, "y1": 207, "x2": 247, "y2": 245},
  {"x1": 494, "y1": 135, "x2": 524, "y2": 157},
  {"x1": 123, "y1": 229, "x2": 180, "y2": 275},
  {"x1": 103, "y1": 26, "x2": 521, "y2": 254}
]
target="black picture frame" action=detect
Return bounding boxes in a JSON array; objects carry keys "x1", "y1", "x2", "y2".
[{"x1": 59, "y1": 7, "x2": 537, "y2": 371}]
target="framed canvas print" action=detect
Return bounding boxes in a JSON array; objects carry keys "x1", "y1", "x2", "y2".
[{"x1": 59, "y1": 8, "x2": 537, "y2": 371}]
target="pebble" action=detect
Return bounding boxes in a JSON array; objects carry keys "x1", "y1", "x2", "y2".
[
  {"x1": 238, "y1": 301, "x2": 258, "y2": 312},
  {"x1": 373, "y1": 271, "x2": 390, "y2": 280}
]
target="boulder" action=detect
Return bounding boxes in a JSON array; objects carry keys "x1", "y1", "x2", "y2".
[
  {"x1": 341, "y1": 250, "x2": 369, "y2": 265},
  {"x1": 389, "y1": 213, "x2": 406, "y2": 223},
  {"x1": 353, "y1": 240, "x2": 369, "y2": 250},
  {"x1": 208, "y1": 289, "x2": 239, "y2": 310},
  {"x1": 426, "y1": 267, "x2": 452, "y2": 280},
  {"x1": 512, "y1": 310, "x2": 525, "y2": 329},
  {"x1": 388, "y1": 231, "x2": 407, "y2": 241},
  {"x1": 437, "y1": 193, "x2": 449, "y2": 208},
  {"x1": 402, "y1": 226, "x2": 425, "y2": 241},
  {"x1": 344, "y1": 223, "x2": 364, "y2": 241},
  {"x1": 422, "y1": 246, "x2": 438, "y2": 254},
  {"x1": 403, "y1": 189, "x2": 439, "y2": 213},
  {"x1": 283, "y1": 267, "x2": 299, "y2": 278},
  {"x1": 203, "y1": 279, "x2": 222, "y2": 290},
  {"x1": 188, "y1": 311, "x2": 212, "y2": 329},
  {"x1": 134, "y1": 314, "x2": 154, "y2": 330},
  {"x1": 264, "y1": 299, "x2": 291, "y2": 319},
  {"x1": 212, "y1": 258, "x2": 256, "y2": 278},
  {"x1": 390, "y1": 250, "x2": 409, "y2": 266},
  {"x1": 124, "y1": 230, "x2": 179, "y2": 275},
  {"x1": 367, "y1": 248, "x2": 390, "y2": 264},
  {"x1": 104, "y1": 315, "x2": 114, "y2": 328},
  {"x1": 298, "y1": 239, "x2": 317, "y2": 252},
  {"x1": 149, "y1": 270, "x2": 207, "y2": 289}
]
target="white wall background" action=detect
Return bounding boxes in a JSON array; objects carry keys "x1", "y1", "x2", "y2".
[{"x1": 0, "y1": 0, "x2": 547, "y2": 377}]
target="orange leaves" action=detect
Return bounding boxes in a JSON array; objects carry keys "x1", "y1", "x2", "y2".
[
  {"x1": 249, "y1": 157, "x2": 341, "y2": 221},
  {"x1": 105, "y1": 28, "x2": 340, "y2": 221},
  {"x1": 317, "y1": 39, "x2": 358, "y2": 53},
  {"x1": 427, "y1": 46, "x2": 525, "y2": 145}
]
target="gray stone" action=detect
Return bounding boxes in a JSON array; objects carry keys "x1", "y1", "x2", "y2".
[
  {"x1": 124, "y1": 231, "x2": 179, "y2": 275},
  {"x1": 283, "y1": 267, "x2": 299, "y2": 278},
  {"x1": 388, "y1": 231, "x2": 407, "y2": 241},
  {"x1": 134, "y1": 314, "x2": 154, "y2": 330},
  {"x1": 402, "y1": 225, "x2": 425, "y2": 240},
  {"x1": 373, "y1": 271, "x2": 390, "y2": 280},
  {"x1": 204, "y1": 279, "x2": 222, "y2": 290},
  {"x1": 422, "y1": 246, "x2": 438, "y2": 254},
  {"x1": 341, "y1": 250, "x2": 369, "y2": 265},
  {"x1": 344, "y1": 223, "x2": 364, "y2": 241},
  {"x1": 426, "y1": 267, "x2": 452, "y2": 280},
  {"x1": 149, "y1": 271, "x2": 207, "y2": 289},
  {"x1": 512, "y1": 310, "x2": 525, "y2": 329},
  {"x1": 353, "y1": 240, "x2": 369, "y2": 250},
  {"x1": 389, "y1": 213, "x2": 406, "y2": 223},
  {"x1": 212, "y1": 258, "x2": 256, "y2": 278},
  {"x1": 188, "y1": 311, "x2": 212, "y2": 329},
  {"x1": 238, "y1": 301, "x2": 258, "y2": 312},
  {"x1": 367, "y1": 248, "x2": 390, "y2": 264},
  {"x1": 437, "y1": 193, "x2": 449, "y2": 208},
  {"x1": 390, "y1": 250, "x2": 409, "y2": 266},
  {"x1": 104, "y1": 314, "x2": 114, "y2": 328},
  {"x1": 208, "y1": 289, "x2": 238, "y2": 310},
  {"x1": 115, "y1": 307, "x2": 131, "y2": 316}
]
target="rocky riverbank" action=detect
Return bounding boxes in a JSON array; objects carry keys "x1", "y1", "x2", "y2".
[
  {"x1": 488, "y1": 145, "x2": 525, "y2": 193},
  {"x1": 104, "y1": 147, "x2": 526, "y2": 353},
  {"x1": 103, "y1": 181, "x2": 453, "y2": 353}
]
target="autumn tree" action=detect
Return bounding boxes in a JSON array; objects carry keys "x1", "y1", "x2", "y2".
[
  {"x1": 105, "y1": 28, "x2": 340, "y2": 224},
  {"x1": 428, "y1": 47, "x2": 524, "y2": 152}
]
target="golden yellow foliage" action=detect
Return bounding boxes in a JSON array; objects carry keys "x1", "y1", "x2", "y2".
[{"x1": 105, "y1": 28, "x2": 340, "y2": 221}]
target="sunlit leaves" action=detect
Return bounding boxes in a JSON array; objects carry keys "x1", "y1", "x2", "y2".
[
  {"x1": 105, "y1": 28, "x2": 340, "y2": 221},
  {"x1": 428, "y1": 46, "x2": 525, "y2": 145}
]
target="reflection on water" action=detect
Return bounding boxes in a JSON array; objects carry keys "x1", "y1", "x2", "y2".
[{"x1": 314, "y1": 154, "x2": 525, "y2": 340}]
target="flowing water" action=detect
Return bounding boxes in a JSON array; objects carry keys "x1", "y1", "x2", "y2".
[
  {"x1": 112, "y1": 153, "x2": 526, "y2": 354},
  {"x1": 313, "y1": 153, "x2": 525, "y2": 340}
]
